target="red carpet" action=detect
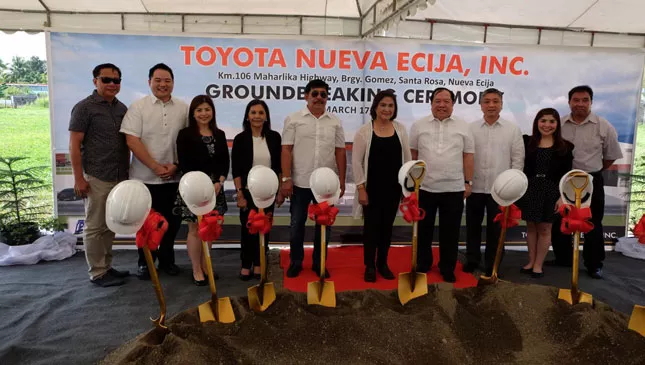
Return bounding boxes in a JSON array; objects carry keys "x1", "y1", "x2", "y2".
[{"x1": 279, "y1": 246, "x2": 478, "y2": 292}]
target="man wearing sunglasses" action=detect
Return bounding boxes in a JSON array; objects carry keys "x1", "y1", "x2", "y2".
[
  {"x1": 69, "y1": 63, "x2": 130, "y2": 287},
  {"x1": 120, "y1": 63, "x2": 188, "y2": 280},
  {"x1": 281, "y1": 79, "x2": 347, "y2": 278}
]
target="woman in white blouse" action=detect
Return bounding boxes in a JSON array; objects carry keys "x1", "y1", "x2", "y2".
[
  {"x1": 231, "y1": 99, "x2": 282, "y2": 281},
  {"x1": 352, "y1": 89, "x2": 412, "y2": 282}
]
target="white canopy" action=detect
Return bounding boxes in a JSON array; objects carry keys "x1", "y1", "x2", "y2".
[{"x1": 1, "y1": 0, "x2": 645, "y2": 47}]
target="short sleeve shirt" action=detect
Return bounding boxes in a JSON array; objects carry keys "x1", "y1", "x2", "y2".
[
  {"x1": 68, "y1": 90, "x2": 129, "y2": 182},
  {"x1": 281, "y1": 107, "x2": 345, "y2": 188},
  {"x1": 561, "y1": 112, "x2": 623, "y2": 172},
  {"x1": 410, "y1": 115, "x2": 474, "y2": 193},
  {"x1": 120, "y1": 95, "x2": 188, "y2": 184}
]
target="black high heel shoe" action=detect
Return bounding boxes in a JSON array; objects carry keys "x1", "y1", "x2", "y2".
[
  {"x1": 192, "y1": 274, "x2": 207, "y2": 286},
  {"x1": 239, "y1": 270, "x2": 252, "y2": 281}
]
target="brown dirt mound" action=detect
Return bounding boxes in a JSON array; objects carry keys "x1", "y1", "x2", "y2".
[{"x1": 101, "y1": 282, "x2": 645, "y2": 365}]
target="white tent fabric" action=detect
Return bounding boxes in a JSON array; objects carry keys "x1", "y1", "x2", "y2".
[{"x1": 1, "y1": 0, "x2": 645, "y2": 46}]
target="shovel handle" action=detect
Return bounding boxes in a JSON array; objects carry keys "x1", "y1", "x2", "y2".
[
  {"x1": 490, "y1": 206, "x2": 510, "y2": 278},
  {"x1": 259, "y1": 208, "x2": 267, "y2": 284},
  {"x1": 143, "y1": 246, "x2": 167, "y2": 329},
  {"x1": 198, "y1": 216, "x2": 219, "y2": 303},
  {"x1": 320, "y1": 224, "x2": 327, "y2": 280},
  {"x1": 568, "y1": 175, "x2": 589, "y2": 304}
]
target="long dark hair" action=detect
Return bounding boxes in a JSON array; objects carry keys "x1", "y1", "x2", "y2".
[
  {"x1": 188, "y1": 95, "x2": 217, "y2": 135},
  {"x1": 370, "y1": 89, "x2": 398, "y2": 121},
  {"x1": 242, "y1": 99, "x2": 272, "y2": 137},
  {"x1": 528, "y1": 108, "x2": 567, "y2": 155}
]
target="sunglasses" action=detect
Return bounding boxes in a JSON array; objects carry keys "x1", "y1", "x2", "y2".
[
  {"x1": 97, "y1": 77, "x2": 122, "y2": 84},
  {"x1": 310, "y1": 91, "x2": 328, "y2": 99}
]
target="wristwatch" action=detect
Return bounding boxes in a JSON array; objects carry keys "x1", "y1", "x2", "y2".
[
  {"x1": 465, "y1": 180, "x2": 473, "y2": 186},
  {"x1": 281, "y1": 176, "x2": 292, "y2": 182}
]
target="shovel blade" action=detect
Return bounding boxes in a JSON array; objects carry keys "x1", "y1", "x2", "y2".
[
  {"x1": 398, "y1": 272, "x2": 428, "y2": 305},
  {"x1": 557, "y1": 289, "x2": 593, "y2": 305},
  {"x1": 628, "y1": 305, "x2": 645, "y2": 337},
  {"x1": 307, "y1": 281, "x2": 336, "y2": 308},
  {"x1": 248, "y1": 282, "x2": 277, "y2": 312},
  {"x1": 198, "y1": 297, "x2": 236, "y2": 323},
  {"x1": 478, "y1": 273, "x2": 499, "y2": 286}
]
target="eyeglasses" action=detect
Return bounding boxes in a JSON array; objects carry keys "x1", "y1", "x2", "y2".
[
  {"x1": 97, "y1": 77, "x2": 122, "y2": 84},
  {"x1": 311, "y1": 91, "x2": 328, "y2": 99}
]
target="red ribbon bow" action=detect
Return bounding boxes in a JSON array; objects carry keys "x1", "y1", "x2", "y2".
[
  {"x1": 633, "y1": 214, "x2": 645, "y2": 244},
  {"x1": 493, "y1": 204, "x2": 522, "y2": 229},
  {"x1": 247, "y1": 209, "x2": 273, "y2": 235},
  {"x1": 399, "y1": 192, "x2": 426, "y2": 223},
  {"x1": 308, "y1": 202, "x2": 339, "y2": 226},
  {"x1": 136, "y1": 209, "x2": 168, "y2": 251},
  {"x1": 198, "y1": 211, "x2": 224, "y2": 242},
  {"x1": 558, "y1": 204, "x2": 594, "y2": 234}
]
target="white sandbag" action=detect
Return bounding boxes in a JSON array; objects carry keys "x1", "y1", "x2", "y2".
[
  {"x1": 0, "y1": 232, "x2": 78, "y2": 266},
  {"x1": 614, "y1": 236, "x2": 645, "y2": 261}
]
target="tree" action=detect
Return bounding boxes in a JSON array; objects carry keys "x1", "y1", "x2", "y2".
[
  {"x1": 0, "y1": 59, "x2": 7, "y2": 83},
  {"x1": 5, "y1": 56, "x2": 47, "y2": 84}
]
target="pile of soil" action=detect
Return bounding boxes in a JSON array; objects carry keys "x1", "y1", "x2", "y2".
[{"x1": 102, "y1": 282, "x2": 645, "y2": 365}]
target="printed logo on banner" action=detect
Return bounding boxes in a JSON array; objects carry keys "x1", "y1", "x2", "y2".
[{"x1": 74, "y1": 220, "x2": 85, "y2": 235}]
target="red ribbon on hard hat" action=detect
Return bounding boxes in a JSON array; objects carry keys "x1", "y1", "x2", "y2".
[
  {"x1": 399, "y1": 192, "x2": 425, "y2": 223},
  {"x1": 633, "y1": 214, "x2": 645, "y2": 244},
  {"x1": 558, "y1": 204, "x2": 594, "y2": 234},
  {"x1": 198, "y1": 211, "x2": 224, "y2": 241},
  {"x1": 247, "y1": 209, "x2": 272, "y2": 235},
  {"x1": 493, "y1": 204, "x2": 522, "y2": 229},
  {"x1": 308, "y1": 202, "x2": 339, "y2": 226},
  {"x1": 136, "y1": 209, "x2": 168, "y2": 251}
]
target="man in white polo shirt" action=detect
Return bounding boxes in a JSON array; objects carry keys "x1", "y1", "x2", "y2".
[
  {"x1": 410, "y1": 87, "x2": 474, "y2": 283},
  {"x1": 549, "y1": 85, "x2": 623, "y2": 279},
  {"x1": 464, "y1": 88, "x2": 524, "y2": 275},
  {"x1": 120, "y1": 63, "x2": 188, "y2": 280},
  {"x1": 280, "y1": 79, "x2": 346, "y2": 278}
]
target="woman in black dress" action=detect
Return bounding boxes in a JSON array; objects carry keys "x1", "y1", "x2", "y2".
[
  {"x1": 517, "y1": 108, "x2": 573, "y2": 278},
  {"x1": 352, "y1": 89, "x2": 411, "y2": 282},
  {"x1": 231, "y1": 99, "x2": 282, "y2": 281},
  {"x1": 175, "y1": 95, "x2": 230, "y2": 286}
]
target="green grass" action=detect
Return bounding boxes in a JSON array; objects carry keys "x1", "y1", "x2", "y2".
[{"x1": 0, "y1": 104, "x2": 53, "y2": 215}]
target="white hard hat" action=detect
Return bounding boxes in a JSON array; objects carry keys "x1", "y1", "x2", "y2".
[
  {"x1": 398, "y1": 160, "x2": 426, "y2": 197},
  {"x1": 105, "y1": 180, "x2": 152, "y2": 235},
  {"x1": 490, "y1": 169, "x2": 528, "y2": 206},
  {"x1": 179, "y1": 171, "x2": 216, "y2": 216},
  {"x1": 309, "y1": 167, "x2": 341, "y2": 206},
  {"x1": 247, "y1": 165, "x2": 279, "y2": 209},
  {"x1": 559, "y1": 169, "x2": 593, "y2": 208}
]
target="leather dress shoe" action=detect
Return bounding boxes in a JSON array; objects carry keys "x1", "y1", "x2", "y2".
[
  {"x1": 159, "y1": 263, "x2": 181, "y2": 276},
  {"x1": 107, "y1": 268, "x2": 130, "y2": 278},
  {"x1": 364, "y1": 267, "x2": 376, "y2": 282},
  {"x1": 588, "y1": 268, "x2": 603, "y2": 279},
  {"x1": 312, "y1": 266, "x2": 330, "y2": 278},
  {"x1": 441, "y1": 271, "x2": 456, "y2": 283},
  {"x1": 137, "y1": 266, "x2": 150, "y2": 281},
  {"x1": 91, "y1": 272, "x2": 125, "y2": 287},
  {"x1": 286, "y1": 262, "x2": 302, "y2": 278},
  {"x1": 377, "y1": 265, "x2": 395, "y2": 280},
  {"x1": 463, "y1": 262, "x2": 478, "y2": 273}
]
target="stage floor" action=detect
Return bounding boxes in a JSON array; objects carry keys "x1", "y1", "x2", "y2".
[{"x1": 0, "y1": 248, "x2": 643, "y2": 365}]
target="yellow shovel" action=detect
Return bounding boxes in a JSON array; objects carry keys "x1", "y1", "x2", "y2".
[
  {"x1": 197, "y1": 216, "x2": 236, "y2": 323},
  {"x1": 248, "y1": 208, "x2": 277, "y2": 312},
  {"x1": 479, "y1": 207, "x2": 510, "y2": 285},
  {"x1": 142, "y1": 246, "x2": 168, "y2": 331},
  {"x1": 307, "y1": 224, "x2": 336, "y2": 307},
  {"x1": 557, "y1": 172, "x2": 593, "y2": 305},
  {"x1": 628, "y1": 305, "x2": 645, "y2": 337},
  {"x1": 398, "y1": 162, "x2": 428, "y2": 305}
]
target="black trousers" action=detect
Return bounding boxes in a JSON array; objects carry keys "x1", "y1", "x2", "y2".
[
  {"x1": 363, "y1": 188, "x2": 400, "y2": 269},
  {"x1": 551, "y1": 172, "x2": 606, "y2": 270},
  {"x1": 138, "y1": 183, "x2": 182, "y2": 268},
  {"x1": 417, "y1": 190, "x2": 464, "y2": 274},
  {"x1": 465, "y1": 193, "x2": 501, "y2": 271},
  {"x1": 239, "y1": 189, "x2": 272, "y2": 269}
]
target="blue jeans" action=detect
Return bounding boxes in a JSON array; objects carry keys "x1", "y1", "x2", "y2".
[{"x1": 289, "y1": 186, "x2": 331, "y2": 267}]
